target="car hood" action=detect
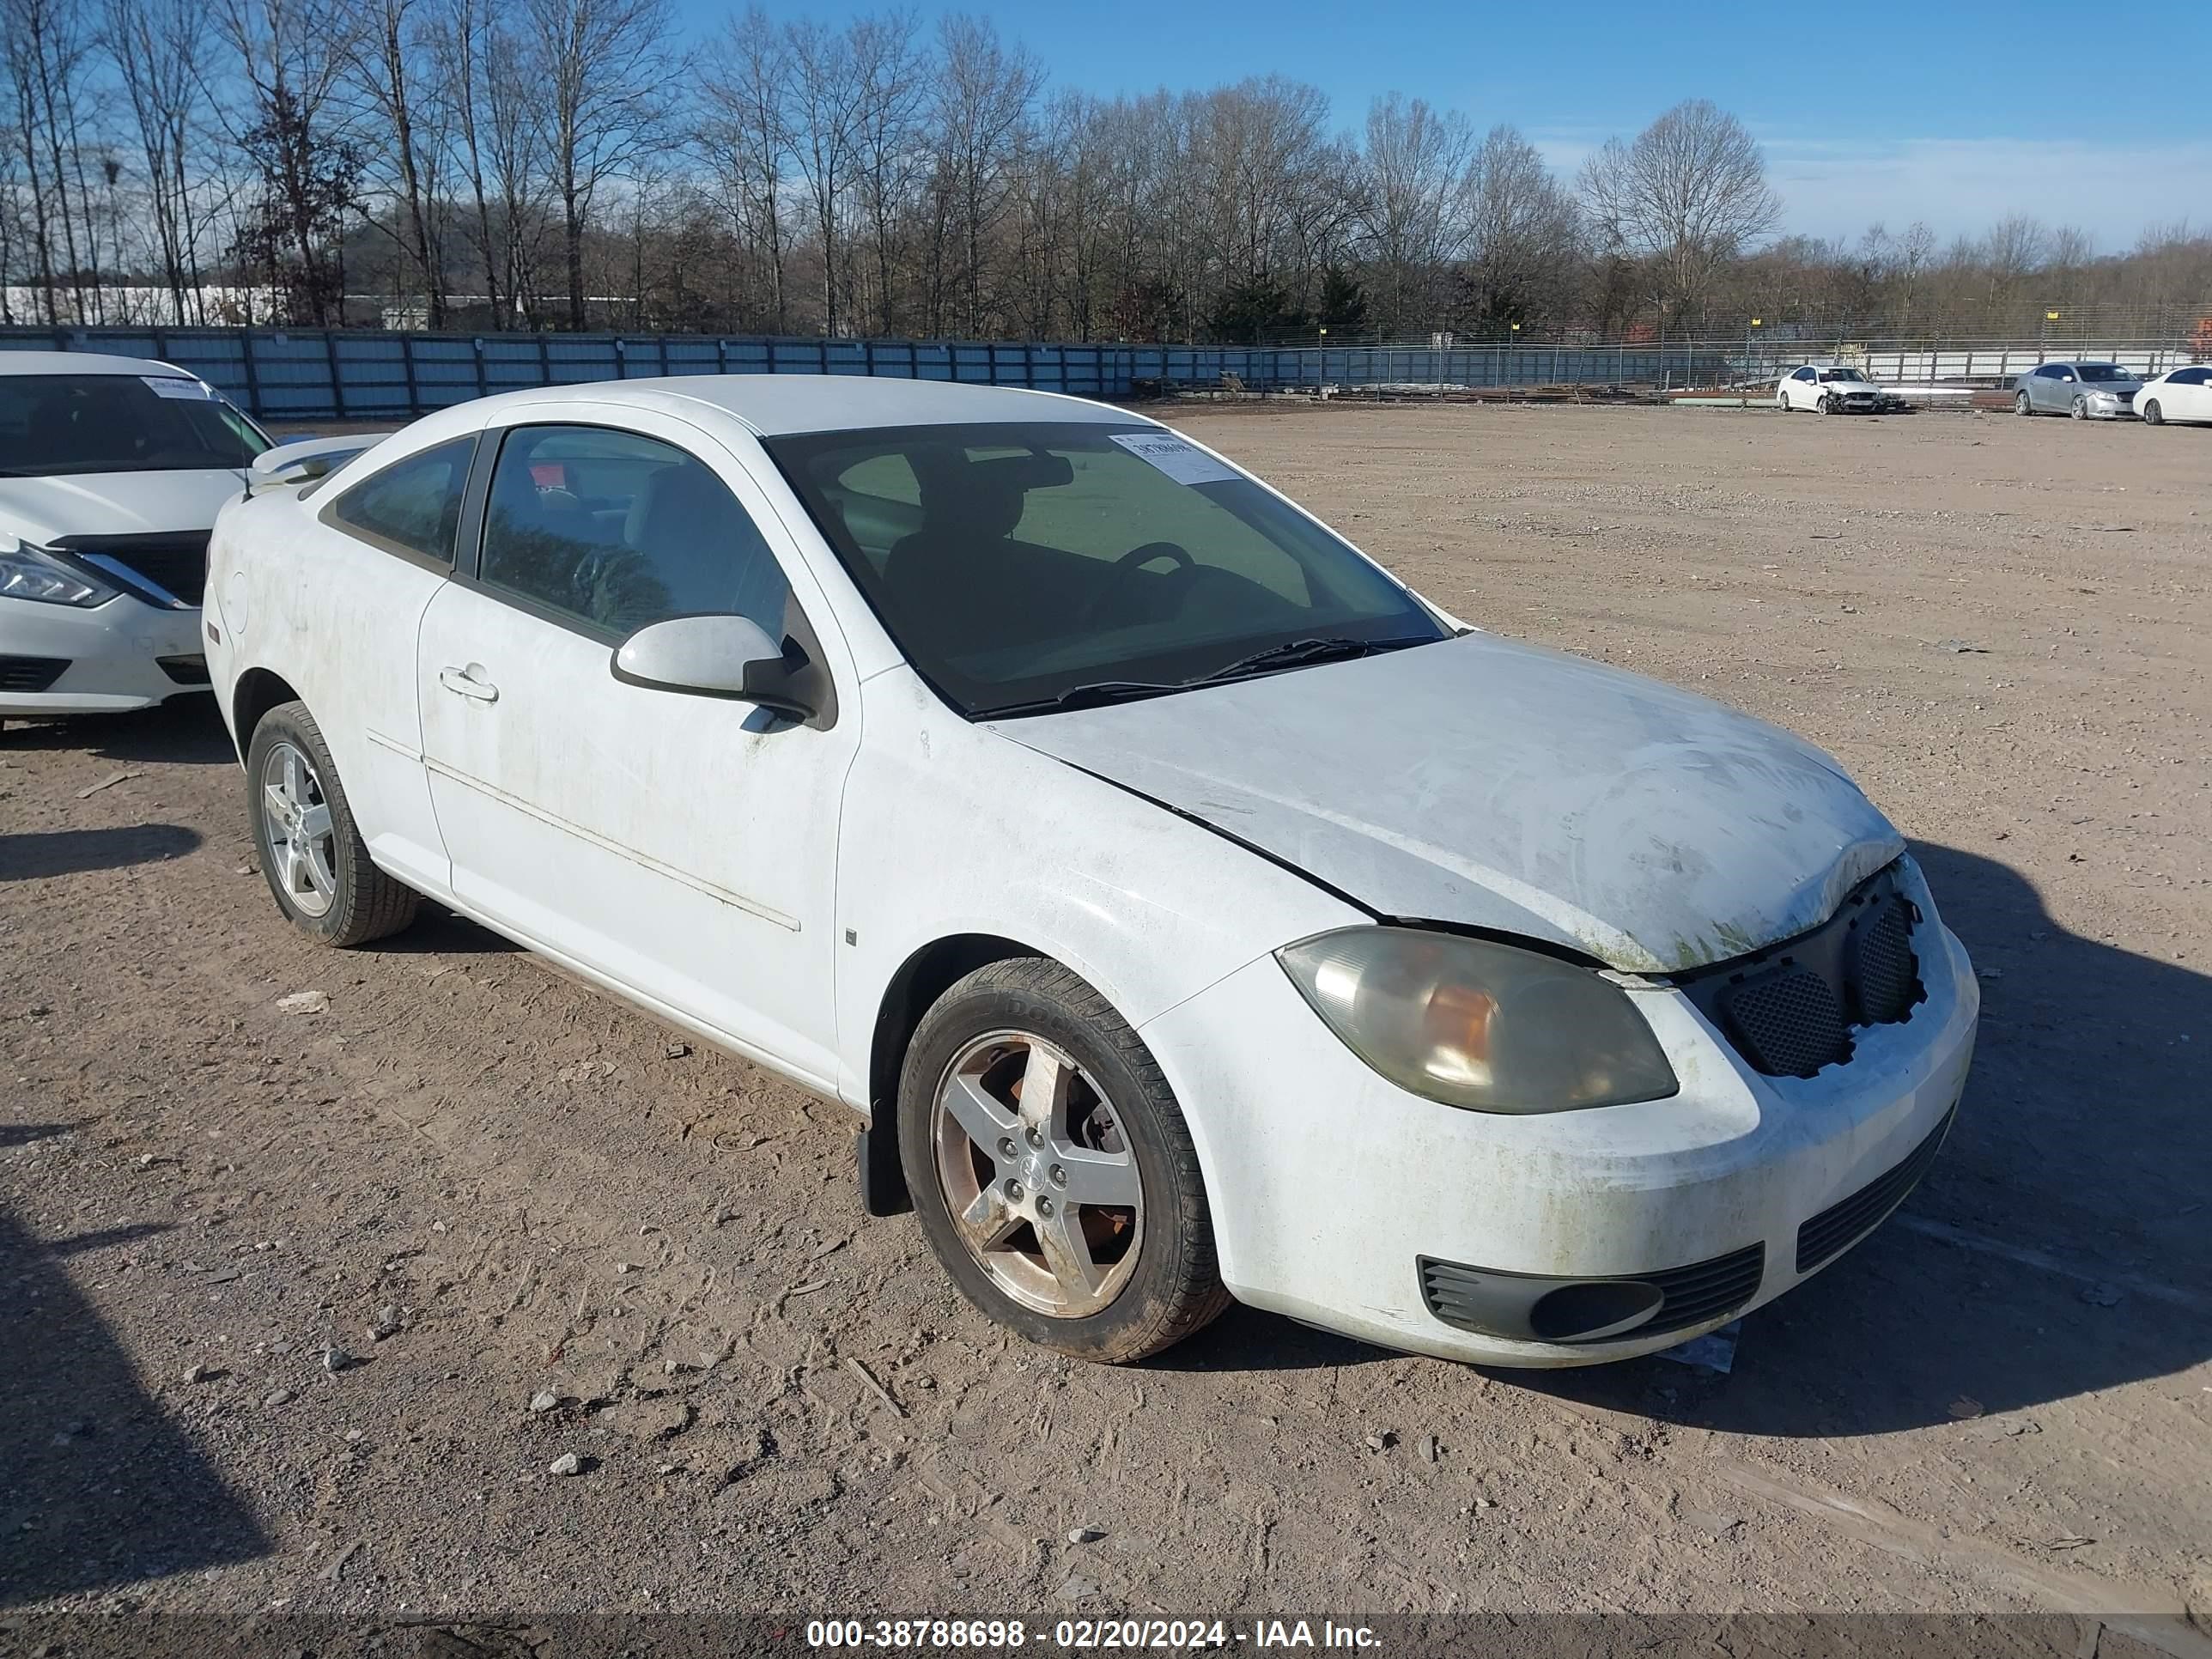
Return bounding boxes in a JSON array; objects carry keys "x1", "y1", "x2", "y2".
[
  {"x1": 990, "y1": 633, "x2": 1905, "y2": 975},
  {"x1": 0, "y1": 468, "x2": 249, "y2": 546}
]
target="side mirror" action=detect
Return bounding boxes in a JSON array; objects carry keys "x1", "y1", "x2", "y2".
[{"x1": 611, "y1": 613, "x2": 822, "y2": 722}]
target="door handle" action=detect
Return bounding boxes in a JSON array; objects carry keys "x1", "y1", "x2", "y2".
[{"x1": 438, "y1": 665, "x2": 499, "y2": 702}]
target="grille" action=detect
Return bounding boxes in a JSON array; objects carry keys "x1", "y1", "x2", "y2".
[
  {"x1": 1851, "y1": 900, "x2": 1917, "y2": 1022},
  {"x1": 0, "y1": 654, "x2": 70, "y2": 692},
  {"x1": 1796, "y1": 1105, "x2": 1956, "y2": 1274},
  {"x1": 1677, "y1": 863, "x2": 1924, "y2": 1079},
  {"x1": 1720, "y1": 967, "x2": 1847, "y2": 1078},
  {"x1": 1419, "y1": 1242, "x2": 1765, "y2": 1345},
  {"x1": 52, "y1": 532, "x2": 210, "y2": 606}
]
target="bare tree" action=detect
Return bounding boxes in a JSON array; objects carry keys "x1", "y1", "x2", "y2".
[
  {"x1": 1578, "y1": 98, "x2": 1780, "y2": 324},
  {"x1": 784, "y1": 17, "x2": 860, "y2": 335},
  {"x1": 100, "y1": 0, "x2": 216, "y2": 322},
  {"x1": 1459, "y1": 123, "x2": 1580, "y2": 333},
  {"x1": 340, "y1": 0, "x2": 449, "y2": 324},
  {"x1": 525, "y1": 0, "x2": 673, "y2": 329},
  {"x1": 927, "y1": 13, "x2": 1040, "y2": 335},
  {"x1": 213, "y1": 0, "x2": 364, "y2": 325},
  {"x1": 698, "y1": 4, "x2": 792, "y2": 331},
  {"x1": 1358, "y1": 93, "x2": 1475, "y2": 333},
  {"x1": 842, "y1": 9, "x2": 928, "y2": 335}
]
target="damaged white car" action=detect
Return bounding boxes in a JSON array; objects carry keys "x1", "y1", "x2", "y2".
[
  {"x1": 204, "y1": 378, "x2": 1977, "y2": 1366},
  {"x1": 0, "y1": 351, "x2": 270, "y2": 721}
]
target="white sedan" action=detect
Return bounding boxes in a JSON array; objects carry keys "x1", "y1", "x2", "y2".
[
  {"x1": 2135, "y1": 365, "x2": 2212, "y2": 426},
  {"x1": 0, "y1": 351, "x2": 270, "y2": 722},
  {"x1": 1776, "y1": 362, "x2": 1886, "y2": 413},
  {"x1": 204, "y1": 378, "x2": 1978, "y2": 1367}
]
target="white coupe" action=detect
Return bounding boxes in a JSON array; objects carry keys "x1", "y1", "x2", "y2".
[
  {"x1": 204, "y1": 378, "x2": 1978, "y2": 1366},
  {"x1": 2135, "y1": 365, "x2": 2212, "y2": 427},
  {"x1": 0, "y1": 350, "x2": 270, "y2": 722}
]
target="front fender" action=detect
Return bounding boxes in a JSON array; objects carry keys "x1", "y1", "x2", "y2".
[{"x1": 832, "y1": 668, "x2": 1363, "y2": 1115}]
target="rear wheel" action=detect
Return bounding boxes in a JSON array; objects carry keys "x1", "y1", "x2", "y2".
[
  {"x1": 246, "y1": 700, "x2": 418, "y2": 946},
  {"x1": 2143, "y1": 398, "x2": 2164, "y2": 426},
  {"x1": 898, "y1": 957, "x2": 1229, "y2": 1363},
  {"x1": 2014, "y1": 390, "x2": 2033, "y2": 416}
]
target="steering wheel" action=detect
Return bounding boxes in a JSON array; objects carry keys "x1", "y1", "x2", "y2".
[{"x1": 1079, "y1": 541, "x2": 1196, "y2": 627}]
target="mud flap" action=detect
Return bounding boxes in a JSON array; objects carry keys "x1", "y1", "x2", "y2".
[{"x1": 856, "y1": 1125, "x2": 910, "y2": 1218}]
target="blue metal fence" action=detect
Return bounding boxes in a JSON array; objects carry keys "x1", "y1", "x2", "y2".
[{"x1": 0, "y1": 325, "x2": 1728, "y2": 421}]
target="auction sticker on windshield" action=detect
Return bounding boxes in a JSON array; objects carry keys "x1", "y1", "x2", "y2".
[
  {"x1": 1109, "y1": 430, "x2": 1239, "y2": 485},
  {"x1": 143, "y1": 376, "x2": 214, "y2": 399}
]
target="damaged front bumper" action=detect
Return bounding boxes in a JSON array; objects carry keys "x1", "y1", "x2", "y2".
[{"x1": 1140, "y1": 860, "x2": 1978, "y2": 1367}]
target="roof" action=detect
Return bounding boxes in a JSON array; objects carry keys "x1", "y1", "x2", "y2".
[
  {"x1": 0, "y1": 349, "x2": 192, "y2": 379},
  {"x1": 477, "y1": 374, "x2": 1147, "y2": 437}
]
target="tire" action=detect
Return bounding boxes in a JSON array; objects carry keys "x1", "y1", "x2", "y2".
[
  {"x1": 2143, "y1": 399, "x2": 2164, "y2": 426},
  {"x1": 1776, "y1": 392, "x2": 1790, "y2": 413},
  {"x1": 1820, "y1": 394, "x2": 1838, "y2": 415},
  {"x1": 2071, "y1": 396, "x2": 2088, "y2": 420},
  {"x1": 897, "y1": 957, "x2": 1230, "y2": 1363},
  {"x1": 245, "y1": 699, "x2": 418, "y2": 946},
  {"x1": 2014, "y1": 390, "x2": 2033, "y2": 416}
]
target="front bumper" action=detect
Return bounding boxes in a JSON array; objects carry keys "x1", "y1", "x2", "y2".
[
  {"x1": 0, "y1": 593, "x2": 208, "y2": 716},
  {"x1": 2083, "y1": 401, "x2": 2137, "y2": 420},
  {"x1": 1141, "y1": 864, "x2": 1978, "y2": 1366}
]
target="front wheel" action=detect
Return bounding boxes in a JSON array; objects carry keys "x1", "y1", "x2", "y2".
[
  {"x1": 2014, "y1": 390, "x2": 2033, "y2": 416},
  {"x1": 1820, "y1": 394, "x2": 1838, "y2": 415},
  {"x1": 2143, "y1": 398, "x2": 2164, "y2": 426},
  {"x1": 2071, "y1": 396, "x2": 2089, "y2": 420},
  {"x1": 898, "y1": 957, "x2": 1230, "y2": 1363},
  {"x1": 246, "y1": 700, "x2": 418, "y2": 946}
]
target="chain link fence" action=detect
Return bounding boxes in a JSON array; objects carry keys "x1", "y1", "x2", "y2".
[{"x1": 3, "y1": 323, "x2": 2203, "y2": 421}]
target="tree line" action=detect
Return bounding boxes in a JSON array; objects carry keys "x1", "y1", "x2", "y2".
[{"x1": 5, "y1": 0, "x2": 2209, "y2": 343}]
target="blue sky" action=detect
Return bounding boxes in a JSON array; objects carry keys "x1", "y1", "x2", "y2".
[{"x1": 690, "y1": 0, "x2": 2212, "y2": 250}]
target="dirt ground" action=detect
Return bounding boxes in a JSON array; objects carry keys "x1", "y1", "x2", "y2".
[{"x1": 3, "y1": 403, "x2": 2209, "y2": 1649}]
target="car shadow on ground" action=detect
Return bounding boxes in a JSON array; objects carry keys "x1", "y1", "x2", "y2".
[
  {"x1": 1176, "y1": 842, "x2": 2212, "y2": 1431},
  {"x1": 1, "y1": 696, "x2": 234, "y2": 765},
  {"x1": 0, "y1": 824, "x2": 202, "y2": 881},
  {"x1": 0, "y1": 1144, "x2": 270, "y2": 1604}
]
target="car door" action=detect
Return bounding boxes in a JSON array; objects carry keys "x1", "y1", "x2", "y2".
[
  {"x1": 1787, "y1": 367, "x2": 1815, "y2": 410},
  {"x1": 413, "y1": 406, "x2": 860, "y2": 1091},
  {"x1": 284, "y1": 427, "x2": 483, "y2": 895}
]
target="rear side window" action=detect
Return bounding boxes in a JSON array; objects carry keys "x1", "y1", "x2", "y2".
[
  {"x1": 476, "y1": 424, "x2": 792, "y2": 640},
  {"x1": 327, "y1": 437, "x2": 476, "y2": 565},
  {"x1": 2171, "y1": 368, "x2": 2209, "y2": 386}
]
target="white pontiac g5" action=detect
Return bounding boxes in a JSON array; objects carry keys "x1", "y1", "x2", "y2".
[{"x1": 204, "y1": 377, "x2": 1978, "y2": 1366}]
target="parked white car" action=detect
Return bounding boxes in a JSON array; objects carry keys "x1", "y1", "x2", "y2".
[
  {"x1": 1775, "y1": 362, "x2": 1889, "y2": 414},
  {"x1": 204, "y1": 377, "x2": 1978, "y2": 1367},
  {"x1": 2134, "y1": 365, "x2": 2212, "y2": 426},
  {"x1": 0, "y1": 351, "x2": 270, "y2": 721}
]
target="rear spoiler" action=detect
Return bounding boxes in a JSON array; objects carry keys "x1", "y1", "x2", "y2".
[{"x1": 248, "y1": 433, "x2": 387, "y2": 493}]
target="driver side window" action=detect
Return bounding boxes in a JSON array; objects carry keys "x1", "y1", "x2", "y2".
[{"x1": 477, "y1": 424, "x2": 793, "y2": 641}]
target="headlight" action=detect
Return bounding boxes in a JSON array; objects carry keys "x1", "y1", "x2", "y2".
[
  {"x1": 0, "y1": 542, "x2": 117, "y2": 607},
  {"x1": 1277, "y1": 927, "x2": 1679, "y2": 1114}
]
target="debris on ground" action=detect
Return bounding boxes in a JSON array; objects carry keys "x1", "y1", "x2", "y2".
[
  {"x1": 1657, "y1": 1322, "x2": 1740, "y2": 1374},
  {"x1": 318, "y1": 1541, "x2": 361, "y2": 1583},
  {"x1": 528, "y1": 1391, "x2": 560, "y2": 1414},
  {"x1": 76, "y1": 769, "x2": 144, "y2": 799},
  {"x1": 275, "y1": 990, "x2": 330, "y2": 1016},
  {"x1": 1066, "y1": 1527, "x2": 1103, "y2": 1544}
]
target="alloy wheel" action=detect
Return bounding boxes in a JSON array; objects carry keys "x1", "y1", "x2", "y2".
[
  {"x1": 259, "y1": 739, "x2": 338, "y2": 918},
  {"x1": 931, "y1": 1030, "x2": 1143, "y2": 1318}
]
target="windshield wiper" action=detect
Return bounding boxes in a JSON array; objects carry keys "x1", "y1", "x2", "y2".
[
  {"x1": 980, "y1": 679, "x2": 1190, "y2": 718},
  {"x1": 1186, "y1": 634, "x2": 1431, "y2": 686},
  {"x1": 981, "y1": 635, "x2": 1436, "y2": 720}
]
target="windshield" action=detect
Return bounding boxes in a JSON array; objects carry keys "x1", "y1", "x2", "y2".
[
  {"x1": 2075, "y1": 364, "x2": 2135, "y2": 383},
  {"x1": 0, "y1": 373, "x2": 269, "y2": 477},
  {"x1": 1820, "y1": 368, "x2": 1869, "y2": 382},
  {"x1": 767, "y1": 422, "x2": 1447, "y2": 717}
]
